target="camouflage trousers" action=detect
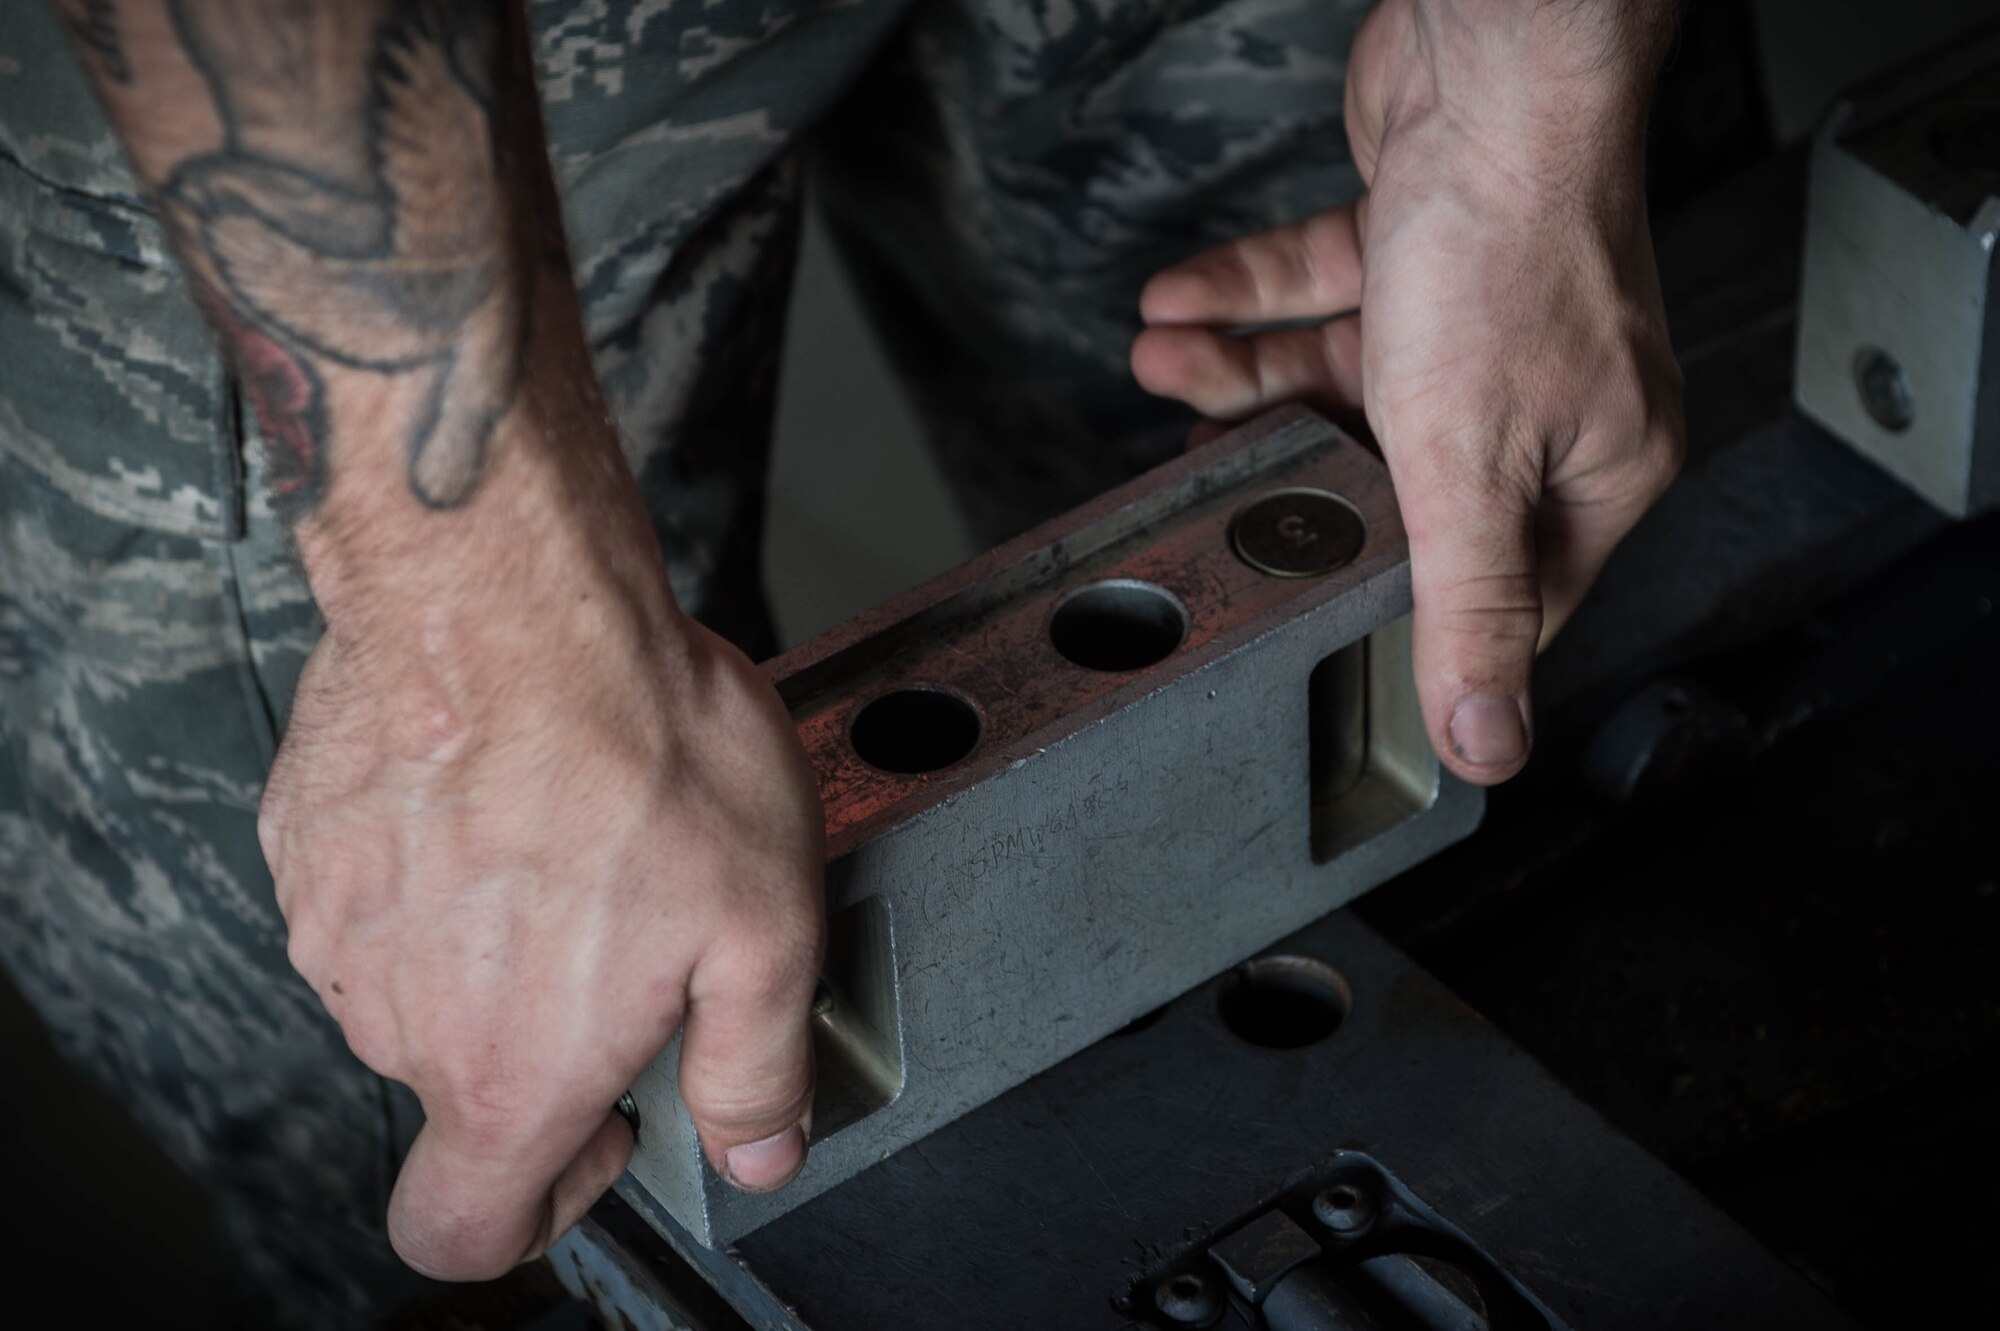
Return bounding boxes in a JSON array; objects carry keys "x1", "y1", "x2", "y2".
[{"x1": 0, "y1": 0, "x2": 1366, "y2": 1324}]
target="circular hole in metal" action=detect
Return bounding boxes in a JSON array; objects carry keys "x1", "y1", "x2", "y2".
[
  {"x1": 1852, "y1": 347, "x2": 1915, "y2": 433},
  {"x1": 848, "y1": 687, "x2": 981, "y2": 775},
  {"x1": 1218, "y1": 955, "x2": 1351, "y2": 1049},
  {"x1": 1049, "y1": 580, "x2": 1189, "y2": 673}
]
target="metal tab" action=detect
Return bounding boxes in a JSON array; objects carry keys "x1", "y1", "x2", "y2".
[{"x1": 1795, "y1": 34, "x2": 2000, "y2": 517}]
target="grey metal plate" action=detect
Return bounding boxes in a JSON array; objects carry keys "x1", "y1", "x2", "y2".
[{"x1": 613, "y1": 909, "x2": 1850, "y2": 1331}]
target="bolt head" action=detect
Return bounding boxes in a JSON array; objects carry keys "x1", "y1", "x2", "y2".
[
  {"x1": 1852, "y1": 346, "x2": 1915, "y2": 432},
  {"x1": 1153, "y1": 1271, "x2": 1221, "y2": 1326},
  {"x1": 1313, "y1": 1182, "x2": 1377, "y2": 1236}
]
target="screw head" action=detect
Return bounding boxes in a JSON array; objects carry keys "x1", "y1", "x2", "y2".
[
  {"x1": 1230, "y1": 488, "x2": 1367, "y2": 578},
  {"x1": 1852, "y1": 346, "x2": 1915, "y2": 433},
  {"x1": 1153, "y1": 1271, "x2": 1221, "y2": 1326},
  {"x1": 1313, "y1": 1182, "x2": 1377, "y2": 1237}
]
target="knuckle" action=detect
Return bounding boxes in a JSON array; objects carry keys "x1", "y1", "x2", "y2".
[
  {"x1": 715, "y1": 918, "x2": 821, "y2": 1008},
  {"x1": 685, "y1": 1089, "x2": 804, "y2": 1138},
  {"x1": 681, "y1": 1058, "x2": 810, "y2": 1130},
  {"x1": 429, "y1": 1060, "x2": 543, "y2": 1155},
  {"x1": 283, "y1": 914, "x2": 329, "y2": 985},
  {"x1": 1658, "y1": 351, "x2": 1688, "y2": 402},
  {"x1": 1226, "y1": 241, "x2": 1269, "y2": 312},
  {"x1": 269, "y1": 859, "x2": 302, "y2": 919},
  {"x1": 255, "y1": 799, "x2": 289, "y2": 878},
  {"x1": 1444, "y1": 597, "x2": 1543, "y2": 647},
  {"x1": 437, "y1": 1071, "x2": 514, "y2": 1134},
  {"x1": 1620, "y1": 406, "x2": 1684, "y2": 505},
  {"x1": 439, "y1": 1102, "x2": 528, "y2": 1160},
  {"x1": 1434, "y1": 569, "x2": 1544, "y2": 662},
  {"x1": 337, "y1": 1007, "x2": 399, "y2": 1076},
  {"x1": 1641, "y1": 425, "x2": 1686, "y2": 498},
  {"x1": 1601, "y1": 373, "x2": 1653, "y2": 437}
]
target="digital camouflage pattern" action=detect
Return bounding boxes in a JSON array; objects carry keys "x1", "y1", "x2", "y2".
[{"x1": 0, "y1": 0, "x2": 1367, "y2": 1323}]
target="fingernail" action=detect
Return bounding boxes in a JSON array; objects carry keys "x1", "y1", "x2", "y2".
[
  {"x1": 723, "y1": 1124, "x2": 807, "y2": 1193},
  {"x1": 1449, "y1": 695, "x2": 1529, "y2": 768}
]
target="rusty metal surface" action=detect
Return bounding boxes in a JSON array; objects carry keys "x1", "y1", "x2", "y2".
[
  {"x1": 625, "y1": 407, "x2": 1484, "y2": 1246},
  {"x1": 773, "y1": 405, "x2": 1410, "y2": 853}
]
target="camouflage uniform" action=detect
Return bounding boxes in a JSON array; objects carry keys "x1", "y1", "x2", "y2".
[{"x1": 0, "y1": 0, "x2": 1367, "y2": 1323}]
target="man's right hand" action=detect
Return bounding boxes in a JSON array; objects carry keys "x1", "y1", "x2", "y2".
[
  {"x1": 261, "y1": 508, "x2": 826, "y2": 1280},
  {"x1": 61, "y1": 0, "x2": 830, "y2": 1281}
]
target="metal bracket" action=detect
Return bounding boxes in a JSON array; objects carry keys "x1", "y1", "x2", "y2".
[
  {"x1": 1795, "y1": 29, "x2": 2000, "y2": 516},
  {"x1": 1132, "y1": 1152, "x2": 1571, "y2": 1331},
  {"x1": 624, "y1": 406, "x2": 1483, "y2": 1245}
]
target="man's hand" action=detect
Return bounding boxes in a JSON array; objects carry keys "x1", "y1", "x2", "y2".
[
  {"x1": 58, "y1": 0, "x2": 827, "y2": 1281},
  {"x1": 1133, "y1": 0, "x2": 1684, "y2": 783},
  {"x1": 263, "y1": 551, "x2": 825, "y2": 1280},
  {"x1": 254, "y1": 257, "x2": 828, "y2": 1283}
]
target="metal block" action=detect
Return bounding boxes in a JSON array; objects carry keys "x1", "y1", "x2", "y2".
[
  {"x1": 1795, "y1": 32, "x2": 2000, "y2": 516},
  {"x1": 626, "y1": 406, "x2": 1483, "y2": 1246}
]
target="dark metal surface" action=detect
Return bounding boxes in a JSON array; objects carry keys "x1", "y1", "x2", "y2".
[
  {"x1": 1260, "y1": 1267, "x2": 1387, "y2": 1331},
  {"x1": 715, "y1": 912, "x2": 1851, "y2": 1331},
  {"x1": 1369, "y1": 511, "x2": 2000, "y2": 1331}
]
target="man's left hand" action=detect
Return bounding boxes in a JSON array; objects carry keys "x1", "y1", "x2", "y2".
[{"x1": 1133, "y1": 0, "x2": 1684, "y2": 785}]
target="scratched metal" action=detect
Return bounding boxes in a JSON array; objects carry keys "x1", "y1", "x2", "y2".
[
  {"x1": 625, "y1": 406, "x2": 1484, "y2": 1245},
  {"x1": 548, "y1": 1217, "x2": 704, "y2": 1331}
]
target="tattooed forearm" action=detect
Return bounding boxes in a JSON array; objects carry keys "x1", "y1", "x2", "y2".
[
  {"x1": 59, "y1": 0, "x2": 132, "y2": 84},
  {"x1": 65, "y1": 0, "x2": 536, "y2": 519}
]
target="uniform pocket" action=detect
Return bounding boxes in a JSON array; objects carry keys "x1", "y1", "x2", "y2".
[{"x1": 0, "y1": 152, "x2": 245, "y2": 542}]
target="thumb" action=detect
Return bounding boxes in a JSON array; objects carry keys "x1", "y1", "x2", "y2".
[
  {"x1": 680, "y1": 935, "x2": 818, "y2": 1193},
  {"x1": 1397, "y1": 445, "x2": 1543, "y2": 785}
]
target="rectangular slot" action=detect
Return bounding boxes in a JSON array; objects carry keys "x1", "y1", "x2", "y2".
[
  {"x1": 1310, "y1": 617, "x2": 1440, "y2": 863},
  {"x1": 808, "y1": 895, "x2": 905, "y2": 1142}
]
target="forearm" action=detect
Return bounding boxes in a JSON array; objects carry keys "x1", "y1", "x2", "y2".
[
  {"x1": 1412, "y1": 0, "x2": 1680, "y2": 82},
  {"x1": 1361, "y1": 0, "x2": 1680, "y2": 172},
  {"x1": 53, "y1": 1, "x2": 661, "y2": 638}
]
